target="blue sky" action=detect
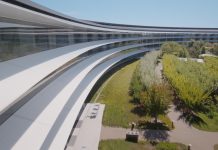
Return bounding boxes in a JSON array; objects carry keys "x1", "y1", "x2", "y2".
[{"x1": 32, "y1": 0, "x2": 218, "y2": 28}]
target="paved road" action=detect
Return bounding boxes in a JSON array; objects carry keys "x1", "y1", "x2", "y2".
[{"x1": 101, "y1": 106, "x2": 218, "y2": 150}]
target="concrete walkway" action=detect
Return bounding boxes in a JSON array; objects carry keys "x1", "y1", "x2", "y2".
[
  {"x1": 168, "y1": 106, "x2": 218, "y2": 150},
  {"x1": 67, "y1": 103, "x2": 105, "y2": 150},
  {"x1": 101, "y1": 106, "x2": 218, "y2": 150}
]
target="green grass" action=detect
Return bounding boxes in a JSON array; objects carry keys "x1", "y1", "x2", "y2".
[
  {"x1": 214, "y1": 144, "x2": 218, "y2": 150},
  {"x1": 91, "y1": 61, "x2": 142, "y2": 128},
  {"x1": 99, "y1": 140, "x2": 152, "y2": 150},
  {"x1": 159, "y1": 115, "x2": 174, "y2": 130},
  {"x1": 192, "y1": 112, "x2": 218, "y2": 132},
  {"x1": 91, "y1": 61, "x2": 172, "y2": 129},
  {"x1": 156, "y1": 142, "x2": 187, "y2": 150},
  {"x1": 99, "y1": 139, "x2": 187, "y2": 150}
]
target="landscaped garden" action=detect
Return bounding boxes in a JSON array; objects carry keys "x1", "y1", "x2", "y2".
[
  {"x1": 91, "y1": 51, "x2": 173, "y2": 129},
  {"x1": 129, "y1": 50, "x2": 173, "y2": 130},
  {"x1": 91, "y1": 40, "x2": 218, "y2": 149},
  {"x1": 162, "y1": 42, "x2": 218, "y2": 131},
  {"x1": 92, "y1": 41, "x2": 218, "y2": 131}
]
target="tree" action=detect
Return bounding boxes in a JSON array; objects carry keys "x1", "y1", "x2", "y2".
[
  {"x1": 129, "y1": 65, "x2": 143, "y2": 101},
  {"x1": 129, "y1": 51, "x2": 161, "y2": 101},
  {"x1": 163, "y1": 54, "x2": 218, "y2": 114},
  {"x1": 210, "y1": 43, "x2": 218, "y2": 55},
  {"x1": 161, "y1": 42, "x2": 189, "y2": 58},
  {"x1": 187, "y1": 40, "x2": 206, "y2": 58},
  {"x1": 139, "y1": 50, "x2": 161, "y2": 89},
  {"x1": 140, "y1": 83, "x2": 172, "y2": 123}
]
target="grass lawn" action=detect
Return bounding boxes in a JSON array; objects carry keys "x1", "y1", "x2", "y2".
[
  {"x1": 91, "y1": 60, "x2": 172, "y2": 129},
  {"x1": 192, "y1": 112, "x2": 218, "y2": 132},
  {"x1": 214, "y1": 144, "x2": 218, "y2": 150},
  {"x1": 99, "y1": 139, "x2": 187, "y2": 150}
]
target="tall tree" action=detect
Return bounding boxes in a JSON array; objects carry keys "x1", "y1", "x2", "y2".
[{"x1": 140, "y1": 83, "x2": 172, "y2": 123}]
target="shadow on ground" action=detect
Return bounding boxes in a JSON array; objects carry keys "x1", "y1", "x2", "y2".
[
  {"x1": 173, "y1": 101, "x2": 207, "y2": 127},
  {"x1": 143, "y1": 129, "x2": 169, "y2": 142},
  {"x1": 129, "y1": 98, "x2": 140, "y2": 105},
  {"x1": 138, "y1": 121, "x2": 170, "y2": 130},
  {"x1": 178, "y1": 112, "x2": 207, "y2": 127},
  {"x1": 130, "y1": 104, "x2": 147, "y2": 117}
]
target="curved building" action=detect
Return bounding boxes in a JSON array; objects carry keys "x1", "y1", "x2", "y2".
[{"x1": 0, "y1": 0, "x2": 218, "y2": 149}]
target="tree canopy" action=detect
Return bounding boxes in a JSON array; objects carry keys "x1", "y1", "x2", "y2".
[
  {"x1": 161, "y1": 42, "x2": 189, "y2": 57},
  {"x1": 140, "y1": 83, "x2": 172, "y2": 123}
]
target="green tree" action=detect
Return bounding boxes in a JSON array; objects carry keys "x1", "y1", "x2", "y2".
[
  {"x1": 187, "y1": 40, "x2": 206, "y2": 58},
  {"x1": 129, "y1": 65, "x2": 143, "y2": 101},
  {"x1": 161, "y1": 42, "x2": 189, "y2": 57},
  {"x1": 210, "y1": 43, "x2": 218, "y2": 55},
  {"x1": 163, "y1": 54, "x2": 218, "y2": 114},
  {"x1": 140, "y1": 83, "x2": 172, "y2": 123},
  {"x1": 129, "y1": 51, "x2": 161, "y2": 101}
]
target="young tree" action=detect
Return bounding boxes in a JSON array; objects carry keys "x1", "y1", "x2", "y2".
[{"x1": 140, "y1": 83, "x2": 172, "y2": 123}]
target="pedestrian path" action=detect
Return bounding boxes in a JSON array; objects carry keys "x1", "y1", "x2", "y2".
[
  {"x1": 101, "y1": 106, "x2": 218, "y2": 150},
  {"x1": 67, "y1": 103, "x2": 105, "y2": 150},
  {"x1": 168, "y1": 106, "x2": 218, "y2": 150}
]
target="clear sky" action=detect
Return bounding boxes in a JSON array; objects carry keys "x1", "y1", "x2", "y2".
[{"x1": 32, "y1": 0, "x2": 218, "y2": 28}]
